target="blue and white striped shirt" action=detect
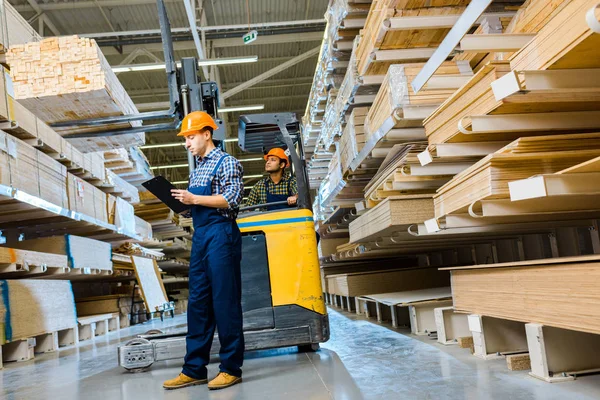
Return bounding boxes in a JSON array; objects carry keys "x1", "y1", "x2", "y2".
[{"x1": 189, "y1": 147, "x2": 244, "y2": 220}]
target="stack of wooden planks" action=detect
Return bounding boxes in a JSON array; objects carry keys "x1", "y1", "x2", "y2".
[
  {"x1": 349, "y1": 194, "x2": 434, "y2": 243},
  {"x1": 433, "y1": 133, "x2": 600, "y2": 219},
  {"x1": 0, "y1": 246, "x2": 68, "y2": 278},
  {"x1": 6, "y1": 36, "x2": 144, "y2": 152},
  {"x1": 339, "y1": 107, "x2": 369, "y2": 175},
  {"x1": 326, "y1": 266, "x2": 449, "y2": 297},
  {"x1": 76, "y1": 295, "x2": 137, "y2": 329},
  {"x1": 355, "y1": 1, "x2": 469, "y2": 76},
  {"x1": 5, "y1": 235, "x2": 113, "y2": 274},
  {"x1": 445, "y1": 255, "x2": 600, "y2": 335},
  {"x1": 0, "y1": 279, "x2": 77, "y2": 344}
]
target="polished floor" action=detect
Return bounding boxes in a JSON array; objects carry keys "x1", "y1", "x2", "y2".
[{"x1": 1, "y1": 309, "x2": 600, "y2": 400}]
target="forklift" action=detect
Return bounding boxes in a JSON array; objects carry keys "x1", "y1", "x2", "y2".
[{"x1": 50, "y1": 0, "x2": 329, "y2": 371}]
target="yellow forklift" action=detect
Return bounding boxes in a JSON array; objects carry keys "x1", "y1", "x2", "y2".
[{"x1": 118, "y1": 112, "x2": 329, "y2": 371}]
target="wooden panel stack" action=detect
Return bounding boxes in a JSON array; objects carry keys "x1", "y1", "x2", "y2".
[
  {"x1": 0, "y1": 280, "x2": 77, "y2": 344},
  {"x1": 349, "y1": 194, "x2": 434, "y2": 243},
  {"x1": 6, "y1": 36, "x2": 145, "y2": 152},
  {"x1": 433, "y1": 133, "x2": 600, "y2": 219},
  {"x1": 339, "y1": 107, "x2": 369, "y2": 175},
  {"x1": 445, "y1": 256, "x2": 600, "y2": 335},
  {"x1": 510, "y1": 0, "x2": 600, "y2": 71},
  {"x1": 67, "y1": 173, "x2": 110, "y2": 223},
  {"x1": 327, "y1": 266, "x2": 449, "y2": 297},
  {"x1": 6, "y1": 235, "x2": 113, "y2": 273},
  {"x1": 356, "y1": 1, "x2": 469, "y2": 76}
]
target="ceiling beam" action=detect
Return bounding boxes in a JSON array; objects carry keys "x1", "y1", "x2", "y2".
[
  {"x1": 25, "y1": 0, "x2": 61, "y2": 36},
  {"x1": 14, "y1": 0, "x2": 181, "y2": 12},
  {"x1": 222, "y1": 46, "x2": 320, "y2": 100},
  {"x1": 99, "y1": 32, "x2": 323, "y2": 55}
]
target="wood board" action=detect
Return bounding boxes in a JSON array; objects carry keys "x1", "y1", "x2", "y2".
[
  {"x1": 447, "y1": 255, "x2": 600, "y2": 335},
  {"x1": 131, "y1": 256, "x2": 169, "y2": 312},
  {"x1": 326, "y1": 266, "x2": 450, "y2": 297},
  {"x1": 0, "y1": 279, "x2": 77, "y2": 343},
  {"x1": 358, "y1": 286, "x2": 452, "y2": 305},
  {"x1": 4, "y1": 235, "x2": 112, "y2": 272}
]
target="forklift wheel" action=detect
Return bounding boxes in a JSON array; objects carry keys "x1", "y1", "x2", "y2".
[{"x1": 298, "y1": 344, "x2": 320, "y2": 353}]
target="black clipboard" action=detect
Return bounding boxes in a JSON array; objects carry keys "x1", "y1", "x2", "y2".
[{"x1": 142, "y1": 176, "x2": 191, "y2": 214}]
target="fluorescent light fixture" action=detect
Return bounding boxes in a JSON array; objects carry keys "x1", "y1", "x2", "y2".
[
  {"x1": 151, "y1": 157, "x2": 263, "y2": 170},
  {"x1": 172, "y1": 180, "x2": 188, "y2": 185},
  {"x1": 218, "y1": 105, "x2": 264, "y2": 113},
  {"x1": 140, "y1": 143, "x2": 185, "y2": 149},
  {"x1": 150, "y1": 163, "x2": 189, "y2": 170},
  {"x1": 113, "y1": 56, "x2": 258, "y2": 73},
  {"x1": 197, "y1": 56, "x2": 258, "y2": 66},
  {"x1": 141, "y1": 138, "x2": 238, "y2": 149}
]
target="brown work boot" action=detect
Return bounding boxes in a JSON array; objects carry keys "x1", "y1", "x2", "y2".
[
  {"x1": 208, "y1": 372, "x2": 242, "y2": 390},
  {"x1": 163, "y1": 373, "x2": 208, "y2": 390}
]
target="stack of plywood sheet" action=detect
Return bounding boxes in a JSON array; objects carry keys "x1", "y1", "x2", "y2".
[
  {"x1": 445, "y1": 255, "x2": 600, "y2": 335},
  {"x1": 67, "y1": 173, "x2": 109, "y2": 223},
  {"x1": 339, "y1": 107, "x2": 370, "y2": 175},
  {"x1": 75, "y1": 295, "x2": 136, "y2": 329},
  {"x1": 327, "y1": 266, "x2": 449, "y2": 297},
  {"x1": 5, "y1": 235, "x2": 113, "y2": 274},
  {"x1": 6, "y1": 36, "x2": 145, "y2": 152},
  {"x1": 433, "y1": 133, "x2": 600, "y2": 219},
  {"x1": 510, "y1": 0, "x2": 600, "y2": 71},
  {"x1": 356, "y1": 1, "x2": 469, "y2": 77},
  {"x1": 0, "y1": 279, "x2": 77, "y2": 344},
  {"x1": 349, "y1": 194, "x2": 434, "y2": 243}
]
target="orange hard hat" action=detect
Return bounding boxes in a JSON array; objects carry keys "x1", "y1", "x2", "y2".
[
  {"x1": 264, "y1": 148, "x2": 289, "y2": 167},
  {"x1": 178, "y1": 111, "x2": 218, "y2": 137}
]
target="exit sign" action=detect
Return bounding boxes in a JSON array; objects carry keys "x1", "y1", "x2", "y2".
[{"x1": 243, "y1": 30, "x2": 258, "y2": 44}]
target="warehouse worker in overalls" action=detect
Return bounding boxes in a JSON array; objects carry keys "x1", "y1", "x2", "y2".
[
  {"x1": 245, "y1": 148, "x2": 298, "y2": 211},
  {"x1": 165, "y1": 111, "x2": 245, "y2": 391}
]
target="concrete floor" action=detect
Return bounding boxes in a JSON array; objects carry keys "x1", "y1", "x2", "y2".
[{"x1": 2, "y1": 309, "x2": 600, "y2": 400}]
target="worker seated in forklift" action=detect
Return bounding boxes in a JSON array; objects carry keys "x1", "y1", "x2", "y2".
[{"x1": 244, "y1": 147, "x2": 298, "y2": 211}]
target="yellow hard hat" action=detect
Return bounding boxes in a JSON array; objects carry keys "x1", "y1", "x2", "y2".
[{"x1": 178, "y1": 111, "x2": 218, "y2": 137}]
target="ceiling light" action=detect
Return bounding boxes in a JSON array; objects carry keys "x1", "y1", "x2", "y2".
[
  {"x1": 172, "y1": 180, "x2": 188, "y2": 185},
  {"x1": 218, "y1": 105, "x2": 264, "y2": 113},
  {"x1": 140, "y1": 143, "x2": 184, "y2": 149},
  {"x1": 225, "y1": 138, "x2": 239, "y2": 142},
  {"x1": 150, "y1": 163, "x2": 189, "y2": 170},
  {"x1": 197, "y1": 56, "x2": 258, "y2": 66},
  {"x1": 112, "y1": 56, "x2": 258, "y2": 73}
]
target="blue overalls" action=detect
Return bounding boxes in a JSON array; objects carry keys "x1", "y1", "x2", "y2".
[
  {"x1": 182, "y1": 155, "x2": 244, "y2": 380},
  {"x1": 266, "y1": 177, "x2": 293, "y2": 211}
]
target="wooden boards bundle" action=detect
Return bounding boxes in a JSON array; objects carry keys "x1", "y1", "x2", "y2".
[
  {"x1": 366, "y1": 61, "x2": 471, "y2": 142},
  {"x1": 445, "y1": 255, "x2": 600, "y2": 335},
  {"x1": 433, "y1": 133, "x2": 600, "y2": 218},
  {"x1": 349, "y1": 194, "x2": 434, "y2": 243},
  {"x1": 356, "y1": 2, "x2": 469, "y2": 76},
  {"x1": 6, "y1": 235, "x2": 113, "y2": 272},
  {"x1": 326, "y1": 266, "x2": 449, "y2": 297},
  {"x1": 510, "y1": 0, "x2": 600, "y2": 71},
  {"x1": 0, "y1": 130, "x2": 68, "y2": 207},
  {"x1": 339, "y1": 106, "x2": 369, "y2": 174},
  {"x1": 6, "y1": 36, "x2": 144, "y2": 152},
  {"x1": 67, "y1": 173, "x2": 109, "y2": 223},
  {"x1": 0, "y1": 279, "x2": 77, "y2": 343}
]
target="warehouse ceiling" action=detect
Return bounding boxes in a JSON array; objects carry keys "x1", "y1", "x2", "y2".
[{"x1": 9, "y1": 0, "x2": 328, "y2": 188}]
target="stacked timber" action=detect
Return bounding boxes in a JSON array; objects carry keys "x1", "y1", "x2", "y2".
[
  {"x1": 445, "y1": 255, "x2": 600, "y2": 335},
  {"x1": 326, "y1": 266, "x2": 449, "y2": 297},
  {"x1": 5, "y1": 235, "x2": 113, "y2": 274},
  {"x1": 6, "y1": 36, "x2": 145, "y2": 152},
  {"x1": 76, "y1": 295, "x2": 139, "y2": 329},
  {"x1": 0, "y1": 246, "x2": 68, "y2": 278},
  {"x1": 433, "y1": 133, "x2": 600, "y2": 220},
  {"x1": 339, "y1": 107, "x2": 369, "y2": 175},
  {"x1": 355, "y1": 2, "x2": 469, "y2": 76},
  {"x1": 0, "y1": 280, "x2": 77, "y2": 344}
]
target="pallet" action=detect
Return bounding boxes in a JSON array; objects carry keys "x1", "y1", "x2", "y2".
[
  {"x1": 77, "y1": 313, "x2": 120, "y2": 341},
  {"x1": 1, "y1": 326, "x2": 77, "y2": 364},
  {"x1": 434, "y1": 306, "x2": 471, "y2": 345}
]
